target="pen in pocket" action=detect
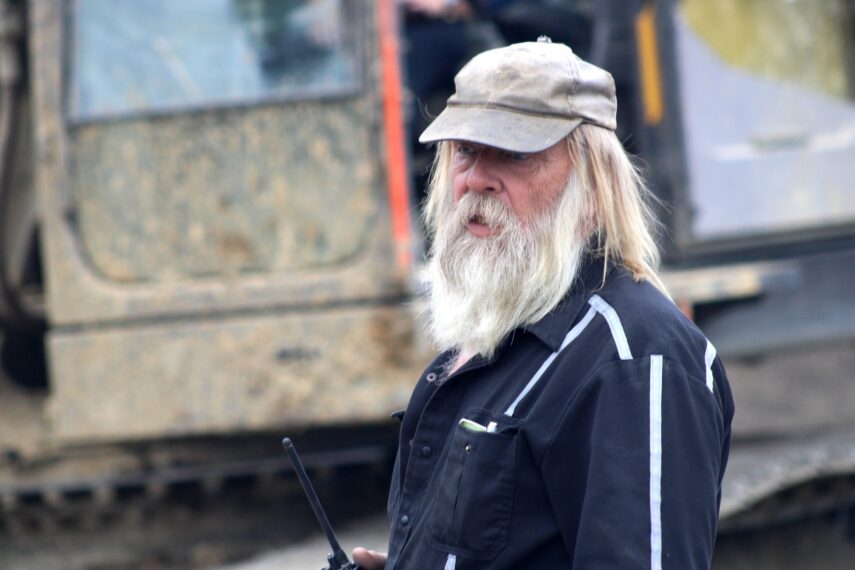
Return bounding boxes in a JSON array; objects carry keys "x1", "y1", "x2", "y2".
[{"x1": 459, "y1": 418, "x2": 499, "y2": 433}]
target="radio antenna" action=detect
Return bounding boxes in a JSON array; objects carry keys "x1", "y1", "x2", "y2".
[{"x1": 282, "y1": 438, "x2": 355, "y2": 570}]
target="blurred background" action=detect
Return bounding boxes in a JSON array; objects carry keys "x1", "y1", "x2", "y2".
[{"x1": 0, "y1": 0, "x2": 854, "y2": 568}]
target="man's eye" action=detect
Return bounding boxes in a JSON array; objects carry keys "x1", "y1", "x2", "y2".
[
  {"x1": 455, "y1": 144, "x2": 476, "y2": 157},
  {"x1": 506, "y1": 151, "x2": 530, "y2": 161}
]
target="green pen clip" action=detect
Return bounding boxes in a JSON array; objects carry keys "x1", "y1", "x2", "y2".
[{"x1": 459, "y1": 418, "x2": 488, "y2": 433}]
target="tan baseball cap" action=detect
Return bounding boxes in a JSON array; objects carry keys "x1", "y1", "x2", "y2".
[{"x1": 419, "y1": 37, "x2": 617, "y2": 153}]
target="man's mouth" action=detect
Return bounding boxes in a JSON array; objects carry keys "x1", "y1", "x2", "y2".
[{"x1": 467, "y1": 213, "x2": 496, "y2": 237}]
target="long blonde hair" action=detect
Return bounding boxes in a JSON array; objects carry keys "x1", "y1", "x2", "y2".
[
  {"x1": 422, "y1": 141, "x2": 454, "y2": 234},
  {"x1": 566, "y1": 124, "x2": 668, "y2": 296},
  {"x1": 422, "y1": 123, "x2": 669, "y2": 297}
]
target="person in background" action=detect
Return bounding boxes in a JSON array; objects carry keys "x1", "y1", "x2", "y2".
[{"x1": 402, "y1": 0, "x2": 475, "y2": 210}]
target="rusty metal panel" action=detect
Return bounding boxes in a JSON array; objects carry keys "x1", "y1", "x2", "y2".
[
  {"x1": 69, "y1": 97, "x2": 379, "y2": 282},
  {"x1": 47, "y1": 304, "x2": 431, "y2": 442}
]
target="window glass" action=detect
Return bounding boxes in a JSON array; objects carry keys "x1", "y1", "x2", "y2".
[
  {"x1": 69, "y1": 0, "x2": 358, "y2": 121},
  {"x1": 683, "y1": 0, "x2": 854, "y2": 103},
  {"x1": 674, "y1": 0, "x2": 855, "y2": 241}
]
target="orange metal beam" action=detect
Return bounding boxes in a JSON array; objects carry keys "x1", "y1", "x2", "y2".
[
  {"x1": 636, "y1": 3, "x2": 665, "y2": 125},
  {"x1": 377, "y1": 0, "x2": 413, "y2": 271}
]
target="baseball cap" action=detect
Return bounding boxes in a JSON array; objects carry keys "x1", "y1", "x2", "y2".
[{"x1": 419, "y1": 37, "x2": 617, "y2": 153}]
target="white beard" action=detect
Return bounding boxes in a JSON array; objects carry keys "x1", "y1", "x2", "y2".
[{"x1": 419, "y1": 175, "x2": 589, "y2": 359}]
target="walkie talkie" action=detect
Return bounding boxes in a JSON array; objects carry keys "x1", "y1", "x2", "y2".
[{"x1": 281, "y1": 438, "x2": 363, "y2": 570}]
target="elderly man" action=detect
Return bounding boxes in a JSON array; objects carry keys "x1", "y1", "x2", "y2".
[{"x1": 355, "y1": 37, "x2": 734, "y2": 570}]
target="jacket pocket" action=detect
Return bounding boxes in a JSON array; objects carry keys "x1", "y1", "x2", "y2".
[{"x1": 429, "y1": 408, "x2": 519, "y2": 560}]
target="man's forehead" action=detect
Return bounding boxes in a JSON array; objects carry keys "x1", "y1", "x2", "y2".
[
  {"x1": 450, "y1": 140, "x2": 515, "y2": 152},
  {"x1": 449, "y1": 139, "x2": 567, "y2": 156}
]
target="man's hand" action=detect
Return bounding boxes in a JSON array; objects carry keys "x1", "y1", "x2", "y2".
[{"x1": 352, "y1": 547, "x2": 387, "y2": 569}]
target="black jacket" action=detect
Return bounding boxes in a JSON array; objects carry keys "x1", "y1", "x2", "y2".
[{"x1": 386, "y1": 258, "x2": 734, "y2": 569}]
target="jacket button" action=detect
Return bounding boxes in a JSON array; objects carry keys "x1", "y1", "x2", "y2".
[
  {"x1": 400, "y1": 514, "x2": 409, "y2": 526},
  {"x1": 426, "y1": 372, "x2": 437, "y2": 382},
  {"x1": 420, "y1": 445, "x2": 432, "y2": 458}
]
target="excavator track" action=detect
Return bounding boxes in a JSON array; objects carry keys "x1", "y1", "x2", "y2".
[{"x1": 0, "y1": 433, "x2": 395, "y2": 569}]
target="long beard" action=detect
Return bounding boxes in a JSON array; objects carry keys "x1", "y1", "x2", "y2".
[{"x1": 419, "y1": 176, "x2": 589, "y2": 359}]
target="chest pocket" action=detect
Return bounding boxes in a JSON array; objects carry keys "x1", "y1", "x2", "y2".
[{"x1": 429, "y1": 408, "x2": 519, "y2": 560}]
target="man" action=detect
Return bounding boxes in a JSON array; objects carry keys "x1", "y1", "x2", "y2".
[{"x1": 355, "y1": 37, "x2": 734, "y2": 570}]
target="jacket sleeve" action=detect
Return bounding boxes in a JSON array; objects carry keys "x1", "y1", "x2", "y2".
[{"x1": 538, "y1": 356, "x2": 728, "y2": 570}]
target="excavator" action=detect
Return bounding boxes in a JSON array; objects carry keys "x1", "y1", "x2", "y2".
[{"x1": 1, "y1": 0, "x2": 854, "y2": 567}]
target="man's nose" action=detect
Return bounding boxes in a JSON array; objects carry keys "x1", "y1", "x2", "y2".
[{"x1": 465, "y1": 152, "x2": 499, "y2": 194}]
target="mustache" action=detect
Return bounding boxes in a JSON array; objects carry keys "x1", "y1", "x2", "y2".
[{"x1": 453, "y1": 193, "x2": 518, "y2": 233}]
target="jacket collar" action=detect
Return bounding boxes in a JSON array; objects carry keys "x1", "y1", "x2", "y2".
[{"x1": 522, "y1": 255, "x2": 613, "y2": 352}]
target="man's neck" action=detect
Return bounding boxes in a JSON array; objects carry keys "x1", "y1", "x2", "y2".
[{"x1": 448, "y1": 349, "x2": 476, "y2": 376}]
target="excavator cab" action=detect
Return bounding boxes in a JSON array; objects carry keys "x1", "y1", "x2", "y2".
[{"x1": 0, "y1": 0, "x2": 426, "y2": 502}]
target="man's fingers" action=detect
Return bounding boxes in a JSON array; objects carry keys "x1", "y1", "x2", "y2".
[{"x1": 352, "y1": 547, "x2": 387, "y2": 570}]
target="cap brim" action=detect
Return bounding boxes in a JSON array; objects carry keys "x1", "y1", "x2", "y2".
[{"x1": 419, "y1": 105, "x2": 583, "y2": 153}]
